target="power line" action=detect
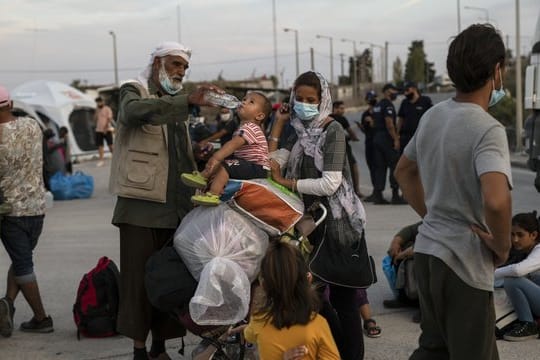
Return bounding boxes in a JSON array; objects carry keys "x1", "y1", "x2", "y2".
[{"x1": 0, "y1": 52, "x2": 309, "y2": 74}]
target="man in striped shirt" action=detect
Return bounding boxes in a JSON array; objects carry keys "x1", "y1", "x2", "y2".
[{"x1": 182, "y1": 91, "x2": 271, "y2": 206}]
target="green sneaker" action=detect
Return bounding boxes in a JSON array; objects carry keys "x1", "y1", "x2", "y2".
[
  {"x1": 181, "y1": 172, "x2": 208, "y2": 189},
  {"x1": 191, "y1": 192, "x2": 221, "y2": 206}
]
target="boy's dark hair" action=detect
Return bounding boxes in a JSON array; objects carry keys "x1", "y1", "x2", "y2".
[
  {"x1": 512, "y1": 211, "x2": 540, "y2": 241},
  {"x1": 250, "y1": 91, "x2": 272, "y2": 121},
  {"x1": 332, "y1": 100, "x2": 344, "y2": 109},
  {"x1": 257, "y1": 241, "x2": 319, "y2": 329},
  {"x1": 59, "y1": 126, "x2": 68, "y2": 135},
  {"x1": 294, "y1": 71, "x2": 322, "y2": 101},
  {"x1": 447, "y1": 23, "x2": 505, "y2": 93},
  {"x1": 95, "y1": 97, "x2": 103, "y2": 102}
]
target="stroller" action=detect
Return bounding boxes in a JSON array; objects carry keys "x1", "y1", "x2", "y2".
[{"x1": 146, "y1": 181, "x2": 327, "y2": 360}]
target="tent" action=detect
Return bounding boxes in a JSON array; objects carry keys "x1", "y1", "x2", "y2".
[{"x1": 11, "y1": 80, "x2": 97, "y2": 158}]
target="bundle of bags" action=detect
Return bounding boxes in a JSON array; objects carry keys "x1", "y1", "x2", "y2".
[
  {"x1": 174, "y1": 204, "x2": 268, "y2": 325},
  {"x1": 172, "y1": 178, "x2": 305, "y2": 326}
]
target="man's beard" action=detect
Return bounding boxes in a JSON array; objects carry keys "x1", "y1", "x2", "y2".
[{"x1": 158, "y1": 63, "x2": 183, "y2": 93}]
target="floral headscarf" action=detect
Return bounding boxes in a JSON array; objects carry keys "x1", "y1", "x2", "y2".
[{"x1": 286, "y1": 71, "x2": 366, "y2": 235}]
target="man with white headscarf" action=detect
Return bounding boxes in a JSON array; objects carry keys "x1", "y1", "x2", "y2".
[{"x1": 109, "y1": 41, "x2": 222, "y2": 360}]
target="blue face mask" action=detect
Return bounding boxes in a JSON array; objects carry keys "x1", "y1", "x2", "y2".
[
  {"x1": 488, "y1": 68, "x2": 505, "y2": 108},
  {"x1": 158, "y1": 63, "x2": 182, "y2": 95},
  {"x1": 293, "y1": 101, "x2": 319, "y2": 120}
]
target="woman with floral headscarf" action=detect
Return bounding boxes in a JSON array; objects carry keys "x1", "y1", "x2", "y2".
[{"x1": 268, "y1": 71, "x2": 370, "y2": 360}]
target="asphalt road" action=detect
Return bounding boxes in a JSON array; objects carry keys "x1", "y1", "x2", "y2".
[{"x1": 0, "y1": 114, "x2": 539, "y2": 358}]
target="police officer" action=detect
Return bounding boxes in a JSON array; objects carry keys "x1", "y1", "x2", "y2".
[
  {"x1": 357, "y1": 91, "x2": 378, "y2": 201},
  {"x1": 397, "y1": 81, "x2": 433, "y2": 153},
  {"x1": 371, "y1": 83, "x2": 406, "y2": 204}
]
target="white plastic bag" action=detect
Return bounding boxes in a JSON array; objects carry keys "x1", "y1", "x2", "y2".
[
  {"x1": 174, "y1": 204, "x2": 269, "y2": 325},
  {"x1": 189, "y1": 258, "x2": 250, "y2": 326}
]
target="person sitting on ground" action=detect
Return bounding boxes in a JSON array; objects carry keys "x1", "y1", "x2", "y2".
[
  {"x1": 493, "y1": 211, "x2": 540, "y2": 341},
  {"x1": 382, "y1": 222, "x2": 421, "y2": 322},
  {"x1": 181, "y1": 91, "x2": 272, "y2": 206},
  {"x1": 244, "y1": 241, "x2": 340, "y2": 359}
]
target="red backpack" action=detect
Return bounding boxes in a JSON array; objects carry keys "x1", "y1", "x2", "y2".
[{"x1": 73, "y1": 256, "x2": 120, "y2": 339}]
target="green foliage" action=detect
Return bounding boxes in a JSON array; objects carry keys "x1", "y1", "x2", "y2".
[
  {"x1": 488, "y1": 94, "x2": 516, "y2": 127},
  {"x1": 404, "y1": 41, "x2": 435, "y2": 86},
  {"x1": 393, "y1": 57, "x2": 403, "y2": 83}
]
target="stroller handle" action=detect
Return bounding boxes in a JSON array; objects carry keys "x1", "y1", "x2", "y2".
[{"x1": 313, "y1": 203, "x2": 327, "y2": 227}]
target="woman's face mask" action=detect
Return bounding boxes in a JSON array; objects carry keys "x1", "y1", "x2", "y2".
[{"x1": 293, "y1": 101, "x2": 320, "y2": 120}]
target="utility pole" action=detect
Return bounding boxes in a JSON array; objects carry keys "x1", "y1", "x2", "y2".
[
  {"x1": 284, "y1": 28, "x2": 299, "y2": 78},
  {"x1": 176, "y1": 2, "x2": 181, "y2": 43},
  {"x1": 310, "y1": 47, "x2": 315, "y2": 71},
  {"x1": 109, "y1": 31, "x2": 119, "y2": 87},
  {"x1": 515, "y1": 0, "x2": 523, "y2": 152},
  {"x1": 384, "y1": 41, "x2": 389, "y2": 83},
  {"x1": 457, "y1": 0, "x2": 461, "y2": 33},
  {"x1": 339, "y1": 53, "x2": 345, "y2": 79},
  {"x1": 342, "y1": 38, "x2": 358, "y2": 103},
  {"x1": 272, "y1": 0, "x2": 278, "y2": 87},
  {"x1": 316, "y1": 34, "x2": 334, "y2": 85}
]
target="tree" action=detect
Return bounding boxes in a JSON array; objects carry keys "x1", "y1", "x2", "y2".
[
  {"x1": 353, "y1": 48, "x2": 372, "y2": 84},
  {"x1": 393, "y1": 56, "x2": 403, "y2": 84},
  {"x1": 404, "y1": 40, "x2": 436, "y2": 87}
]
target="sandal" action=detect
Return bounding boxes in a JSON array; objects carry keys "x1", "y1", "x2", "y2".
[
  {"x1": 181, "y1": 171, "x2": 208, "y2": 189},
  {"x1": 363, "y1": 318, "x2": 382, "y2": 338}
]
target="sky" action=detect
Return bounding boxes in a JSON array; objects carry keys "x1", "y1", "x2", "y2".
[{"x1": 1, "y1": 0, "x2": 539, "y2": 91}]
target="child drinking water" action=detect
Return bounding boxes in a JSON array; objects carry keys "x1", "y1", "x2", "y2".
[
  {"x1": 244, "y1": 241, "x2": 340, "y2": 359},
  {"x1": 181, "y1": 91, "x2": 271, "y2": 206}
]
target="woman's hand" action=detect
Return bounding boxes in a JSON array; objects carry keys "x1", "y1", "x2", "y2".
[
  {"x1": 283, "y1": 345, "x2": 308, "y2": 360},
  {"x1": 270, "y1": 159, "x2": 283, "y2": 182},
  {"x1": 275, "y1": 103, "x2": 291, "y2": 124}
]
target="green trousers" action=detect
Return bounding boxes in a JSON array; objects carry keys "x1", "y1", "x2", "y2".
[{"x1": 410, "y1": 253, "x2": 499, "y2": 360}]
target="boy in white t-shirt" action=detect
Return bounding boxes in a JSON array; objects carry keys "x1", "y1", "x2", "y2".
[{"x1": 181, "y1": 91, "x2": 271, "y2": 206}]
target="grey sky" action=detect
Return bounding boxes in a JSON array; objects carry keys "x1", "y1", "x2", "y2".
[{"x1": 1, "y1": 0, "x2": 539, "y2": 90}]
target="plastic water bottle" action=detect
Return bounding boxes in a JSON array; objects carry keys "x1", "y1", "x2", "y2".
[{"x1": 204, "y1": 91, "x2": 241, "y2": 109}]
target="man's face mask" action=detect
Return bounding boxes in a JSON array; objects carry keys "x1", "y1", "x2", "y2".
[
  {"x1": 488, "y1": 67, "x2": 505, "y2": 108},
  {"x1": 293, "y1": 101, "x2": 319, "y2": 120},
  {"x1": 220, "y1": 113, "x2": 231, "y2": 122},
  {"x1": 158, "y1": 61, "x2": 183, "y2": 95}
]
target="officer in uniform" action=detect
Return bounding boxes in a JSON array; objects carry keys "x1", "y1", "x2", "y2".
[
  {"x1": 371, "y1": 83, "x2": 406, "y2": 204},
  {"x1": 397, "y1": 81, "x2": 433, "y2": 153}
]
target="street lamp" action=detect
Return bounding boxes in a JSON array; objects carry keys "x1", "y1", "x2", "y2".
[
  {"x1": 342, "y1": 38, "x2": 358, "y2": 101},
  {"x1": 316, "y1": 34, "x2": 334, "y2": 85},
  {"x1": 284, "y1": 28, "x2": 299, "y2": 78},
  {"x1": 108, "y1": 31, "x2": 119, "y2": 87},
  {"x1": 464, "y1": 5, "x2": 490, "y2": 22}
]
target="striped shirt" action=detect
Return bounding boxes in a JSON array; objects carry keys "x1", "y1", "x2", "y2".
[{"x1": 233, "y1": 122, "x2": 269, "y2": 168}]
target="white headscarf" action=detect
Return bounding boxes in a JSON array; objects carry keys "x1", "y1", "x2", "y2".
[
  {"x1": 136, "y1": 41, "x2": 192, "y2": 91},
  {"x1": 286, "y1": 71, "x2": 366, "y2": 234}
]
